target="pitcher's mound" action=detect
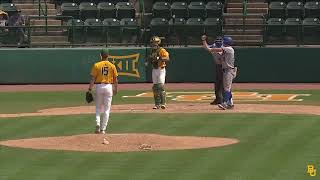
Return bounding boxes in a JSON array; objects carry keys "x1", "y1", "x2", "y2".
[{"x1": 0, "y1": 133, "x2": 239, "y2": 152}]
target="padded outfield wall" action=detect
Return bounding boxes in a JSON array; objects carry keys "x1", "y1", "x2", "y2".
[{"x1": 0, "y1": 47, "x2": 318, "y2": 84}]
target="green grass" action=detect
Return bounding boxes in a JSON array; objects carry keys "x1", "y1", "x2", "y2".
[
  {"x1": 0, "y1": 113, "x2": 320, "y2": 180},
  {"x1": 1, "y1": 89, "x2": 320, "y2": 113}
]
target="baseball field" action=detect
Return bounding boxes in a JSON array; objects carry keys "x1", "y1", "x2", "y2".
[{"x1": 0, "y1": 83, "x2": 320, "y2": 180}]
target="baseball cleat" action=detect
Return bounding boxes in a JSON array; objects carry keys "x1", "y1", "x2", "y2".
[
  {"x1": 95, "y1": 125, "x2": 100, "y2": 134},
  {"x1": 100, "y1": 130, "x2": 106, "y2": 134},
  {"x1": 160, "y1": 105, "x2": 166, "y2": 109},
  {"x1": 210, "y1": 100, "x2": 219, "y2": 105},
  {"x1": 218, "y1": 103, "x2": 227, "y2": 110},
  {"x1": 153, "y1": 105, "x2": 160, "y2": 109},
  {"x1": 226, "y1": 104, "x2": 234, "y2": 109}
]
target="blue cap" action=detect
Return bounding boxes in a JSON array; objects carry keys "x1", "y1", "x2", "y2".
[{"x1": 223, "y1": 36, "x2": 233, "y2": 46}]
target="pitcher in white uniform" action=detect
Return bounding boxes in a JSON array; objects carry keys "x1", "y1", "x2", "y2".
[{"x1": 88, "y1": 49, "x2": 118, "y2": 134}]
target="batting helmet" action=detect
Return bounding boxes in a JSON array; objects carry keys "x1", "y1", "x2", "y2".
[
  {"x1": 223, "y1": 36, "x2": 233, "y2": 46},
  {"x1": 150, "y1": 36, "x2": 161, "y2": 46}
]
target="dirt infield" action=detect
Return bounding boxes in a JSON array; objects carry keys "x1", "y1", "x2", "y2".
[
  {"x1": 0, "y1": 134, "x2": 239, "y2": 152},
  {"x1": 0, "y1": 104, "x2": 319, "y2": 118},
  {"x1": 0, "y1": 83, "x2": 318, "y2": 152}
]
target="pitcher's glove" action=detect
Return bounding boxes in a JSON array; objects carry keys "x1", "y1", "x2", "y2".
[{"x1": 85, "y1": 91, "x2": 94, "y2": 103}]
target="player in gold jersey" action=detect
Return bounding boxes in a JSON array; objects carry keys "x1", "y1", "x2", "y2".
[
  {"x1": 88, "y1": 49, "x2": 118, "y2": 134},
  {"x1": 148, "y1": 36, "x2": 170, "y2": 109}
]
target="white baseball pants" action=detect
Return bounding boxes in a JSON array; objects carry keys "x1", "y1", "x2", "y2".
[
  {"x1": 95, "y1": 84, "x2": 113, "y2": 131},
  {"x1": 152, "y1": 68, "x2": 166, "y2": 84}
]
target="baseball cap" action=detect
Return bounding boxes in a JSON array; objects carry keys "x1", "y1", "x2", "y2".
[{"x1": 100, "y1": 48, "x2": 109, "y2": 56}]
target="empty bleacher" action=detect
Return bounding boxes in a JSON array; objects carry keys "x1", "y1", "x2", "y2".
[{"x1": 0, "y1": 0, "x2": 319, "y2": 47}]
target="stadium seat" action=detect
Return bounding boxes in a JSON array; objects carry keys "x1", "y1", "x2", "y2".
[
  {"x1": 266, "y1": 18, "x2": 285, "y2": 37},
  {"x1": 171, "y1": 2, "x2": 188, "y2": 18},
  {"x1": 116, "y1": 2, "x2": 135, "y2": 19},
  {"x1": 204, "y1": 17, "x2": 222, "y2": 38},
  {"x1": 152, "y1": 1, "x2": 171, "y2": 19},
  {"x1": 206, "y1": 1, "x2": 223, "y2": 18},
  {"x1": 302, "y1": 17, "x2": 320, "y2": 42},
  {"x1": 98, "y1": 2, "x2": 116, "y2": 19},
  {"x1": 0, "y1": 0, "x2": 12, "y2": 3},
  {"x1": 286, "y1": 1, "x2": 304, "y2": 18},
  {"x1": 67, "y1": 19, "x2": 85, "y2": 43},
  {"x1": 185, "y1": 18, "x2": 205, "y2": 44},
  {"x1": 169, "y1": 18, "x2": 186, "y2": 45},
  {"x1": 79, "y1": 2, "x2": 98, "y2": 20},
  {"x1": 171, "y1": 0, "x2": 190, "y2": 3},
  {"x1": 188, "y1": 1, "x2": 206, "y2": 19},
  {"x1": 150, "y1": 17, "x2": 170, "y2": 38},
  {"x1": 268, "y1": 1, "x2": 286, "y2": 18},
  {"x1": 84, "y1": 18, "x2": 103, "y2": 43},
  {"x1": 284, "y1": 18, "x2": 302, "y2": 41},
  {"x1": 120, "y1": 18, "x2": 140, "y2": 44},
  {"x1": 103, "y1": 18, "x2": 121, "y2": 44},
  {"x1": 304, "y1": 1, "x2": 320, "y2": 18},
  {"x1": 0, "y1": 3, "x2": 17, "y2": 16},
  {"x1": 61, "y1": 2, "x2": 79, "y2": 19}
]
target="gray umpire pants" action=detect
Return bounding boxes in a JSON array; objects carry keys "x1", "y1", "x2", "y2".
[{"x1": 214, "y1": 64, "x2": 223, "y2": 103}]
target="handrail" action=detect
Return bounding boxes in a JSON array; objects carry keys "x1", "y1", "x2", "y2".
[
  {"x1": 37, "y1": 0, "x2": 48, "y2": 32},
  {"x1": 243, "y1": 0, "x2": 248, "y2": 17}
]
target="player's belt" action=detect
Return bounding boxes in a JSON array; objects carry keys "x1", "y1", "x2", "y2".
[
  {"x1": 222, "y1": 67, "x2": 235, "y2": 72},
  {"x1": 96, "y1": 82, "x2": 111, "y2": 84}
]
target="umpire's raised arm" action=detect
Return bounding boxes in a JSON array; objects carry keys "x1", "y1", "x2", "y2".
[{"x1": 202, "y1": 35, "x2": 223, "y2": 54}]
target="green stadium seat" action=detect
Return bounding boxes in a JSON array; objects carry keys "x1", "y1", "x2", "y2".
[
  {"x1": 120, "y1": 18, "x2": 140, "y2": 44},
  {"x1": 266, "y1": 18, "x2": 285, "y2": 37},
  {"x1": 206, "y1": 1, "x2": 223, "y2": 18},
  {"x1": 84, "y1": 18, "x2": 103, "y2": 43},
  {"x1": 61, "y1": 2, "x2": 79, "y2": 19},
  {"x1": 171, "y1": 2, "x2": 188, "y2": 18},
  {"x1": 268, "y1": 1, "x2": 286, "y2": 18},
  {"x1": 103, "y1": 18, "x2": 121, "y2": 44},
  {"x1": 286, "y1": 1, "x2": 304, "y2": 18},
  {"x1": 0, "y1": 0, "x2": 12, "y2": 3},
  {"x1": 204, "y1": 17, "x2": 222, "y2": 38},
  {"x1": 171, "y1": 0, "x2": 190, "y2": 3},
  {"x1": 169, "y1": 18, "x2": 186, "y2": 45},
  {"x1": 302, "y1": 17, "x2": 320, "y2": 43},
  {"x1": 185, "y1": 18, "x2": 205, "y2": 44},
  {"x1": 150, "y1": 18, "x2": 170, "y2": 38},
  {"x1": 116, "y1": 2, "x2": 135, "y2": 19},
  {"x1": 304, "y1": 1, "x2": 320, "y2": 18},
  {"x1": 98, "y1": 2, "x2": 116, "y2": 19},
  {"x1": 79, "y1": 2, "x2": 98, "y2": 20},
  {"x1": 188, "y1": 1, "x2": 206, "y2": 19},
  {"x1": 0, "y1": 3, "x2": 17, "y2": 16},
  {"x1": 284, "y1": 18, "x2": 301, "y2": 42},
  {"x1": 67, "y1": 19, "x2": 85, "y2": 43},
  {"x1": 152, "y1": 1, "x2": 171, "y2": 19}
]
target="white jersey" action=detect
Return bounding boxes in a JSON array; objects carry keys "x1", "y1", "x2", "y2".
[{"x1": 221, "y1": 46, "x2": 235, "y2": 69}]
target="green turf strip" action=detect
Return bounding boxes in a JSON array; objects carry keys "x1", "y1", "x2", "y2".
[{"x1": 0, "y1": 113, "x2": 320, "y2": 180}]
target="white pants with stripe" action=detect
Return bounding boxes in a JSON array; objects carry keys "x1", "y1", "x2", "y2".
[
  {"x1": 95, "y1": 84, "x2": 113, "y2": 131},
  {"x1": 152, "y1": 68, "x2": 166, "y2": 84}
]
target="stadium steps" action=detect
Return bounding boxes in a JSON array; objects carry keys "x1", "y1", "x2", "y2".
[
  {"x1": 13, "y1": 1, "x2": 70, "y2": 46},
  {"x1": 31, "y1": 35, "x2": 68, "y2": 42},
  {"x1": 223, "y1": 0, "x2": 267, "y2": 46},
  {"x1": 15, "y1": 3, "x2": 55, "y2": 9}
]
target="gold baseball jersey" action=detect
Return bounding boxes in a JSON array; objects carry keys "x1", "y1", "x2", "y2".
[
  {"x1": 91, "y1": 60, "x2": 118, "y2": 84},
  {"x1": 150, "y1": 47, "x2": 170, "y2": 69}
]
